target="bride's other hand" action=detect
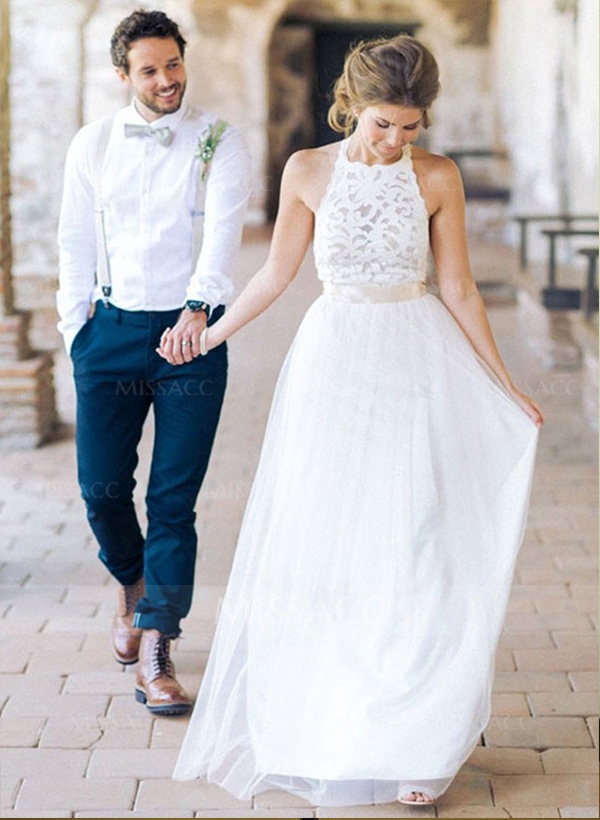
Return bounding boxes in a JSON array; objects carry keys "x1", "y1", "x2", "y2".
[{"x1": 507, "y1": 385, "x2": 544, "y2": 427}]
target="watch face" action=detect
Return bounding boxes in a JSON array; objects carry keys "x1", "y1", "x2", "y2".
[{"x1": 186, "y1": 301, "x2": 209, "y2": 312}]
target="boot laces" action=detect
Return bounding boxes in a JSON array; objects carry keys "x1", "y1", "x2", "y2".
[
  {"x1": 151, "y1": 634, "x2": 175, "y2": 679},
  {"x1": 123, "y1": 578, "x2": 143, "y2": 614}
]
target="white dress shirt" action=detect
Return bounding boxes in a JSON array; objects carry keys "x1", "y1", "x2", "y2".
[{"x1": 57, "y1": 100, "x2": 251, "y2": 353}]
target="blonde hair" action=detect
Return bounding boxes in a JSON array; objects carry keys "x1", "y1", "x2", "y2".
[{"x1": 328, "y1": 35, "x2": 440, "y2": 136}]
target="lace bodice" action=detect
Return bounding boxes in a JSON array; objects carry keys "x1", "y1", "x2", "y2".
[{"x1": 314, "y1": 139, "x2": 429, "y2": 285}]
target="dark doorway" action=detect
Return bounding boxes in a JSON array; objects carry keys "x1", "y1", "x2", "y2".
[{"x1": 266, "y1": 18, "x2": 419, "y2": 220}]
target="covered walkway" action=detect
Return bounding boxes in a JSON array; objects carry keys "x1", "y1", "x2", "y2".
[{"x1": 0, "y1": 235, "x2": 598, "y2": 818}]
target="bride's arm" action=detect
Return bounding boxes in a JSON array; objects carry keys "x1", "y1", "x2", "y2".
[
  {"x1": 429, "y1": 158, "x2": 544, "y2": 427},
  {"x1": 157, "y1": 152, "x2": 314, "y2": 362}
]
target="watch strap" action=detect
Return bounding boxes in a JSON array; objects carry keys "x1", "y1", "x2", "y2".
[{"x1": 185, "y1": 300, "x2": 211, "y2": 318}]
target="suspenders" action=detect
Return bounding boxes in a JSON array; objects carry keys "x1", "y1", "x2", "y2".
[
  {"x1": 93, "y1": 115, "x2": 114, "y2": 306},
  {"x1": 92, "y1": 115, "x2": 216, "y2": 308}
]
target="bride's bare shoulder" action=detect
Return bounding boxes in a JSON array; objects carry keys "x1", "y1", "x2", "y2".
[
  {"x1": 411, "y1": 146, "x2": 464, "y2": 213},
  {"x1": 411, "y1": 146, "x2": 463, "y2": 187},
  {"x1": 285, "y1": 143, "x2": 340, "y2": 176},
  {"x1": 283, "y1": 143, "x2": 342, "y2": 210}
]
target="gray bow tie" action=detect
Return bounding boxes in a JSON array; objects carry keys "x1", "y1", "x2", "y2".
[{"x1": 124, "y1": 123, "x2": 173, "y2": 147}]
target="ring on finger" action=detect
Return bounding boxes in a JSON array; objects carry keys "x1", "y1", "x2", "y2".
[{"x1": 181, "y1": 340, "x2": 191, "y2": 347}]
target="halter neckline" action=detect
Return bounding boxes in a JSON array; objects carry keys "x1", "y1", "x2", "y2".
[{"x1": 340, "y1": 138, "x2": 411, "y2": 169}]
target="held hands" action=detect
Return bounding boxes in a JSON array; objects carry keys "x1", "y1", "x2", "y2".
[
  {"x1": 155, "y1": 309, "x2": 212, "y2": 365},
  {"x1": 507, "y1": 384, "x2": 545, "y2": 428}
]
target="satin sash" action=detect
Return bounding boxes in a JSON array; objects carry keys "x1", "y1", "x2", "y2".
[{"x1": 322, "y1": 280, "x2": 426, "y2": 304}]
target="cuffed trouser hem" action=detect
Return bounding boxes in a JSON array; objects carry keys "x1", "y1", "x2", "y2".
[{"x1": 132, "y1": 612, "x2": 181, "y2": 638}]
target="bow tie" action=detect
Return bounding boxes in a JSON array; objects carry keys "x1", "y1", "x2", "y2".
[{"x1": 124, "y1": 123, "x2": 173, "y2": 147}]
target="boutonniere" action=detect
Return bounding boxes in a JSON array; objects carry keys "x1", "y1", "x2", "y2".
[{"x1": 196, "y1": 118, "x2": 227, "y2": 181}]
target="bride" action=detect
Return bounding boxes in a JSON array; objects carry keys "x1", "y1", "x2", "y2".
[{"x1": 166, "y1": 34, "x2": 543, "y2": 807}]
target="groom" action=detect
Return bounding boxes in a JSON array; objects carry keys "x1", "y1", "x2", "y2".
[{"x1": 57, "y1": 10, "x2": 250, "y2": 715}]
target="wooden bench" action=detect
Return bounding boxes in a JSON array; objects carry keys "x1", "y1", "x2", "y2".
[
  {"x1": 512, "y1": 214, "x2": 598, "y2": 269},
  {"x1": 541, "y1": 228, "x2": 599, "y2": 311}
]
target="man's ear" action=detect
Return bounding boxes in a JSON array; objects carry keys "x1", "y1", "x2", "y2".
[{"x1": 115, "y1": 66, "x2": 129, "y2": 87}]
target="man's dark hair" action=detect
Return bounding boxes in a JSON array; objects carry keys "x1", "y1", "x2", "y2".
[{"x1": 110, "y1": 9, "x2": 187, "y2": 72}]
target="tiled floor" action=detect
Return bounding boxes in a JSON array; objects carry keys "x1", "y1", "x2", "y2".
[{"x1": 0, "y1": 237, "x2": 598, "y2": 818}]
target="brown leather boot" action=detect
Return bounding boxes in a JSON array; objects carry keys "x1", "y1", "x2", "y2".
[
  {"x1": 135, "y1": 629, "x2": 192, "y2": 716},
  {"x1": 111, "y1": 577, "x2": 144, "y2": 665}
]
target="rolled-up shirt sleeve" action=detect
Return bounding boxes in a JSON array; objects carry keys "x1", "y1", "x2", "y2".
[
  {"x1": 185, "y1": 127, "x2": 251, "y2": 308},
  {"x1": 56, "y1": 125, "x2": 98, "y2": 354}
]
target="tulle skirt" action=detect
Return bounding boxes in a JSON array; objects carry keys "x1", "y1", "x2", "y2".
[{"x1": 173, "y1": 290, "x2": 538, "y2": 806}]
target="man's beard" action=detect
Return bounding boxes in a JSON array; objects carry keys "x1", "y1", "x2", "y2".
[{"x1": 139, "y1": 81, "x2": 186, "y2": 116}]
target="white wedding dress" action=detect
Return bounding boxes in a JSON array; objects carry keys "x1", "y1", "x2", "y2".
[{"x1": 173, "y1": 140, "x2": 538, "y2": 805}]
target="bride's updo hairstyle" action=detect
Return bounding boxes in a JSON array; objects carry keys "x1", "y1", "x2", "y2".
[{"x1": 328, "y1": 35, "x2": 440, "y2": 136}]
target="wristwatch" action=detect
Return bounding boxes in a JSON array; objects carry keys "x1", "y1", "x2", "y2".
[{"x1": 184, "y1": 300, "x2": 210, "y2": 319}]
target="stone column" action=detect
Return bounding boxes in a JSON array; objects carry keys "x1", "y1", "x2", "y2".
[
  {"x1": 0, "y1": 0, "x2": 56, "y2": 447},
  {"x1": 0, "y1": 0, "x2": 14, "y2": 319},
  {"x1": 10, "y1": 0, "x2": 97, "y2": 341}
]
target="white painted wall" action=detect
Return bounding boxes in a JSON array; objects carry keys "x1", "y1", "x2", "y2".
[
  {"x1": 491, "y1": 0, "x2": 598, "y2": 241},
  {"x1": 567, "y1": 0, "x2": 599, "y2": 212}
]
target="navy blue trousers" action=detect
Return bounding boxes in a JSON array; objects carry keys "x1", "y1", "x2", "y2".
[{"x1": 71, "y1": 301, "x2": 227, "y2": 636}]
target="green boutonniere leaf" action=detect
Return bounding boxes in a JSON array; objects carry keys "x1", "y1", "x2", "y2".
[{"x1": 196, "y1": 119, "x2": 228, "y2": 181}]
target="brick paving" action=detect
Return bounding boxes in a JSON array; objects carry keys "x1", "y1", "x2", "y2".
[{"x1": 0, "y1": 236, "x2": 598, "y2": 818}]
